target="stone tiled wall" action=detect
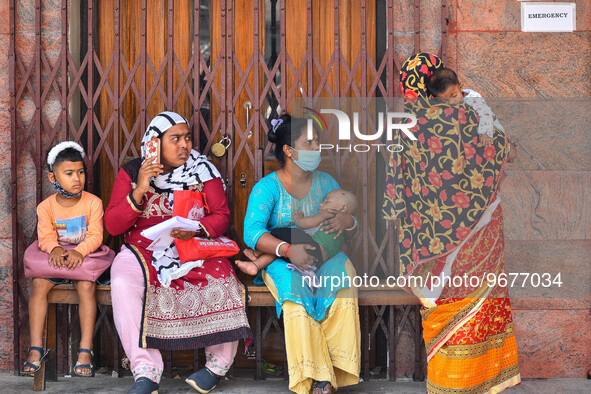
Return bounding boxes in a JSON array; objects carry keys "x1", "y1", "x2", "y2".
[
  {"x1": 448, "y1": 0, "x2": 591, "y2": 379},
  {"x1": 0, "y1": 1, "x2": 13, "y2": 372},
  {"x1": 0, "y1": 0, "x2": 65, "y2": 372},
  {"x1": 0, "y1": 0, "x2": 589, "y2": 378}
]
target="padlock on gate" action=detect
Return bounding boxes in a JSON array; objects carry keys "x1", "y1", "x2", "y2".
[{"x1": 211, "y1": 136, "x2": 232, "y2": 158}]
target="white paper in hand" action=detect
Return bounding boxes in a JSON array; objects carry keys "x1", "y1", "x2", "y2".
[{"x1": 141, "y1": 216, "x2": 202, "y2": 251}]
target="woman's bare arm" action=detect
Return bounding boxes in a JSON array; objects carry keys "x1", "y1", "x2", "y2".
[{"x1": 255, "y1": 232, "x2": 317, "y2": 270}]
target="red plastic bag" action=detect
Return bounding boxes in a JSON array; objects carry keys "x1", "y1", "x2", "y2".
[
  {"x1": 172, "y1": 190, "x2": 208, "y2": 221},
  {"x1": 177, "y1": 235, "x2": 240, "y2": 262},
  {"x1": 172, "y1": 190, "x2": 239, "y2": 262}
]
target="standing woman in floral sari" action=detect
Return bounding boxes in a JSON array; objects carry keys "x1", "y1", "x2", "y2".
[{"x1": 383, "y1": 53, "x2": 520, "y2": 393}]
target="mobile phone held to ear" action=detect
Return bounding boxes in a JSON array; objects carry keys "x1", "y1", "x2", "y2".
[{"x1": 145, "y1": 137, "x2": 160, "y2": 164}]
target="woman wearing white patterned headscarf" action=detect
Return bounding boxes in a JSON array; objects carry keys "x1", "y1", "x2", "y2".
[{"x1": 106, "y1": 111, "x2": 252, "y2": 393}]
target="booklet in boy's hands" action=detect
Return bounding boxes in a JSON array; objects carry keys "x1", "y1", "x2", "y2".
[{"x1": 141, "y1": 216, "x2": 201, "y2": 251}]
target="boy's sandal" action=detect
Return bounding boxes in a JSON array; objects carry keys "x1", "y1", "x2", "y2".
[
  {"x1": 312, "y1": 381, "x2": 332, "y2": 394},
  {"x1": 22, "y1": 346, "x2": 50, "y2": 376},
  {"x1": 185, "y1": 367, "x2": 220, "y2": 393},
  {"x1": 73, "y1": 348, "x2": 94, "y2": 377}
]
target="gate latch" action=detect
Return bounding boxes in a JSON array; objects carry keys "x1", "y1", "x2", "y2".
[{"x1": 240, "y1": 174, "x2": 247, "y2": 188}]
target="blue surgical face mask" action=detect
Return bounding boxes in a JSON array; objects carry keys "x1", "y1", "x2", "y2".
[
  {"x1": 290, "y1": 148, "x2": 321, "y2": 172},
  {"x1": 51, "y1": 180, "x2": 82, "y2": 198}
]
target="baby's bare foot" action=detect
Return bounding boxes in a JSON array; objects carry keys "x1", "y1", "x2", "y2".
[
  {"x1": 243, "y1": 249, "x2": 261, "y2": 261},
  {"x1": 236, "y1": 260, "x2": 259, "y2": 276}
]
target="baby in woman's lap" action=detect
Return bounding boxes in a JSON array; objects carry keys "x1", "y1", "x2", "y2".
[{"x1": 237, "y1": 189, "x2": 357, "y2": 279}]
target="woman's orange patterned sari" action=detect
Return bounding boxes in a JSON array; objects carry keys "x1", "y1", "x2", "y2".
[
  {"x1": 417, "y1": 205, "x2": 520, "y2": 393},
  {"x1": 383, "y1": 53, "x2": 520, "y2": 393}
]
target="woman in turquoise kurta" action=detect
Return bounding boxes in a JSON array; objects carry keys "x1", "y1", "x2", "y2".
[{"x1": 243, "y1": 115, "x2": 360, "y2": 394}]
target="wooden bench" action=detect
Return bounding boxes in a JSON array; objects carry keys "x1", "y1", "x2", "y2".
[
  {"x1": 247, "y1": 283, "x2": 423, "y2": 381},
  {"x1": 34, "y1": 283, "x2": 422, "y2": 390}
]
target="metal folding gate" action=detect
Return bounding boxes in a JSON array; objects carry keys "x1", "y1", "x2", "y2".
[{"x1": 9, "y1": 0, "x2": 447, "y2": 379}]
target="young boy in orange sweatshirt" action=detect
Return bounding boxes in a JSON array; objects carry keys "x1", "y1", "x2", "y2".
[{"x1": 23, "y1": 142, "x2": 103, "y2": 377}]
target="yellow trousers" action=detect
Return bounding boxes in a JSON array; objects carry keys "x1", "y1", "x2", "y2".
[{"x1": 263, "y1": 260, "x2": 361, "y2": 393}]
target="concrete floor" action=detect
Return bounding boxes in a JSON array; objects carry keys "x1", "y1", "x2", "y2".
[{"x1": 0, "y1": 373, "x2": 588, "y2": 393}]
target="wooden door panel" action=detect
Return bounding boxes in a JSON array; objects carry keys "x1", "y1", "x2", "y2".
[
  {"x1": 96, "y1": 0, "x2": 383, "y2": 275},
  {"x1": 96, "y1": 0, "x2": 220, "y2": 217},
  {"x1": 228, "y1": 0, "x2": 265, "y2": 240},
  {"x1": 228, "y1": 0, "x2": 379, "y2": 273}
]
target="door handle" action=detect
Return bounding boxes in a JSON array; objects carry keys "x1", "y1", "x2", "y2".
[{"x1": 244, "y1": 101, "x2": 253, "y2": 138}]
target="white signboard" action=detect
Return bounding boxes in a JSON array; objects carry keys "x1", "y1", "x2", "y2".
[{"x1": 521, "y1": 2, "x2": 576, "y2": 32}]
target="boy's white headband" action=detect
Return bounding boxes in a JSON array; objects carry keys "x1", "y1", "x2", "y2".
[{"x1": 47, "y1": 141, "x2": 85, "y2": 169}]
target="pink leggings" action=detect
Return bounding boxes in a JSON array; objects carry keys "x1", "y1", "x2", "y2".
[{"x1": 111, "y1": 246, "x2": 238, "y2": 383}]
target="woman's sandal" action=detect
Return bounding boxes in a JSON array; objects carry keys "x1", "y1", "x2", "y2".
[
  {"x1": 73, "y1": 348, "x2": 94, "y2": 377},
  {"x1": 22, "y1": 346, "x2": 50, "y2": 376},
  {"x1": 312, "y1": 380, "x2": 332, "y2": 394}
]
